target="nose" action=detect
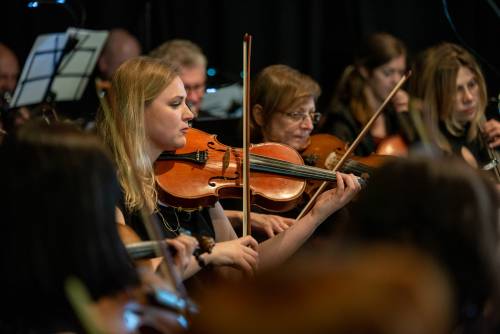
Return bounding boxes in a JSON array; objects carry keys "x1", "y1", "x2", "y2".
[
  {"x1": 183, "y1": 103, "x2": 195, "y2": 121},
  {"x1": 391, "y1": 72, "x2": 402, "y2": 86},
  {"x1": 187, "y1": 89, "x2": 203, "y2": 103},
  {"x1": 462, "y1": 87, "x2": 474, "y2": 104},
  {"x1": 301, "y1": 114, "x2": 314, "y2": 130}
]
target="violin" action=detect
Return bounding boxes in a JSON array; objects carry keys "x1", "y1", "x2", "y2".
[
  {"x1": 375, "y1": 134, "x2": 408, "y2": 156},
  {"x1": 154, "y1": 128, "x2": 365, "y2": 212},
  {"x1": 113, "y1": 224, "x2": 201, "y2": 333},
  {"x1": 301, "y1": 133, "x2": 392, "y2": 199},
  {"x1": 297, "y1": 72, "x2": 411, "y2": 219},
  {"x1": 302, "y1": 134, "x2": 390, "y2": 176},
  {"x1": 93, "y1": 270, "x2": 193, "y2": 334}
]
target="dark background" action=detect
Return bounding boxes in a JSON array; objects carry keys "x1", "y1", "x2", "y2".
[{"x1": 1, "y1": 0, "x2": 499, "y2": 112}]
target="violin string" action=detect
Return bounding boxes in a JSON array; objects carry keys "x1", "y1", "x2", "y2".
[
  {"x1": 333, "y1": 159, "x2": 373, "y2": 174},
  {"x1": 253, "y1": 154, "x2": 367, "y2": 184},
  {"x1": 247, "y1": 152, "x2": 372, "y2": 175},
  {"x1": 250, "y1": 154, "x2": 338, "y2": 181},
  {"x1": 199, "y1": 151, "x2": 369, "y2": 180}
]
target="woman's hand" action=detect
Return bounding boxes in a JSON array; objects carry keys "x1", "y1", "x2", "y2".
[
  {"x1": 483, "y1": 119, "x2": 500, "y2": 149},
  {"x1": 165, "y1": 235, "x2": 199, "y2": 276},
  {"x1": 391, "y1": 89, "x2": 409, "y2": 113},
  {"x1": 202, "y1": 236, "x2": 259, "y2": 275},
  {"x1": 310, "y1": 172, "x2": 361, "y2": 222},
  {"x1": 250, "y1": 213, "x2": 296, "y2": 238}
]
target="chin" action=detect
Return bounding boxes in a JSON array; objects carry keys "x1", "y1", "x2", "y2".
[
  {"x1": 292, "y1": 141, "x2": 308, "y2": 151},
  {"x1": 176, "y1": 138, "x2": 187, "y2": 149},
  {"x1": 460, "y1": 112, "x2": 476, "y2": 124}
]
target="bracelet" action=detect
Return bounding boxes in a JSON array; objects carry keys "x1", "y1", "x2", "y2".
[{"x1": 194, "y1": 250, "x2": 211, "y2": 269}]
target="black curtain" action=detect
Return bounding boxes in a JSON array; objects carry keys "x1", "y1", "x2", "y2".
[{"x1": 1, "y1": 0, "x2": 499, "y2": 110}]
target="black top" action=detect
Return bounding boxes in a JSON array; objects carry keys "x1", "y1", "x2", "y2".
[
  {"x1": 117, "y1": 190, "x2": 216, "y2": 241},
  {"x1": 440, "y1": 122, "x2": 492, "y2": 167},
  {"x1": 320, "y1": 103, "x2": 416, "y2": 156}
]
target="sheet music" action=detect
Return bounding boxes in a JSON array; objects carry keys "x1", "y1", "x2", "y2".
[
  {"x1": 10, "y1": 33, "x2": 68, "y2": 107},
  {"x1": 52, "y1": 28, "x2": 108, "y2": 101},
  {"x1": 10, "y1": 28, "x2": 108, "y2": 108}
]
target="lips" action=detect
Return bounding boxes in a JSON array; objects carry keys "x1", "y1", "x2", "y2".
[
  {"x1": 462, "y1": 107, "x2": 476, "y2": 115},
  {"x1": 294, "y1": 135, "x2": 309, "y2": 142}
]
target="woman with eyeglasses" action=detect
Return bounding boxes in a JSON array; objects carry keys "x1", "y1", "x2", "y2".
[
  {"x1": 250, "y1": 64, "x2": 322, "y2": 152},
  {"x1": 225, "y1": 64, "x2": 332, "y2": 237},
  {"x1": 319, "y1": 32, "x2": 417, "y2": 156}
]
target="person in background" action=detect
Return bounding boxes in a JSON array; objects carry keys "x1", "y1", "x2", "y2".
[
  {"x1": 98, "y1": 28, "x2": 142, "y2": 81},
  {"x1": 245, "y1": 64, "x2": 354, "y2": 239},
  {"x1": 319, "y1": 32, "x2": 416, "y2": 156},
  {"x1": 150, "y1": 39, "x2": 207, "y2": 118},
  {"x1": 0, "y1": 43, "x2": 19, "y2": 94},
  {"x1": 250, "y1": 64, "x2": 321, "y2": 152},
  {"x1": 0, "y1": 43, "x2": 29, "y2": 140},
  {"x1": 409, "y1": 42, "x2": 500, "y2": 172}
]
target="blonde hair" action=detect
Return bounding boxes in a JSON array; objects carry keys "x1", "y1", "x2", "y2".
[
  {"x1": 250, "y1": 64, "x2": 321, "y2": 142},
  {"x1": 414, "y1": 43, "x2": 487, "y2": 152},
  {"x1": 150, "y1": 39, "x2": 207, "y2": 69},
  {"x1": 97, "y1": 56, "x2": 178, "y2": 213}
]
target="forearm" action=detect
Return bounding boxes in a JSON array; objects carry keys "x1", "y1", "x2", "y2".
[
  {"x1": 224, "y1": 210, "x2": 242, "y2": 228},
  {"x1": 181, "y1": 251, "x2": 243, "y2": 281},
  {"x1": 257, "y1": 211, "x2": 321, "y2": 269},
  {"x1": 210, "y1": 203, "x2": 239, "y2": 242},
  {"x1": 181, "y1": 256, "x2": 202, "y2": 280}
]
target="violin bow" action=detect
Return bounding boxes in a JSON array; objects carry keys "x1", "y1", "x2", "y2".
[
  {"x1": 297, "y1": 71, "x2": 412, "y2": 219},
  {"x1": 242, "y1": 34, "x2": 252, "y2": 237}
]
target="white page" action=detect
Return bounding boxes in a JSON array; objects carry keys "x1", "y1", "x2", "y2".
[
  {"x1": 10, "y1": 28, "x2": 108, "y2": 107},
  {"x1": 10, "y1": 33, "x2": 67, "y2": 107},
  {"x1": 52, "y1": 27, "x2": 108, "y2": 101}
]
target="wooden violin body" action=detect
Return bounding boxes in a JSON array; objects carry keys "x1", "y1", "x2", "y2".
[
  {"x1": 155, "y1": 128, "x2": 305, "y2": 212},
  {"x1": 301, "y1": 133, "x2": 392, "y2": 199},
  {"x1": 301, "y1": 134, "x2": 389, "y2": 175},
  {"x1": 375, "y1": 134, "x2": 408, "y2": 156}
]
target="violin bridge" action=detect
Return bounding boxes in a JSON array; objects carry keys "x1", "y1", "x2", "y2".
[{"x1": 325, "y1": 152, "x2": 338, "y2": 170}]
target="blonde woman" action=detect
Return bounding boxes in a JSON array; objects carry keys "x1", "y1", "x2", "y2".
[{"x1": 97, "y1": 57, "x2": 360, "y2": 283}]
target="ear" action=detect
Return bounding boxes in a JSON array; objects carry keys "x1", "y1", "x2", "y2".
[
  {"x1": 98, "y1": 56, "x2": 107, "y2": 74},
  {"x1": 359, "y1": 66, "x2": 369, "y2": 79},
  {"x1": 252, "y1": 104, "x2": 265, "y2": 126}
]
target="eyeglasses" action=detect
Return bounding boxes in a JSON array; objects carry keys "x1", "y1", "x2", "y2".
[{"x1": 282, "y1": 111, "x2": 321, "y2": 124}]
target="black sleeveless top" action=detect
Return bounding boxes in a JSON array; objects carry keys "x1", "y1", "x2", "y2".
[
  {"x1": 117, "y1": 190, "x2": 216, "y2": 241},
  {"x1": 439, "y1": 122, "x2": 491, "y2": 166}
]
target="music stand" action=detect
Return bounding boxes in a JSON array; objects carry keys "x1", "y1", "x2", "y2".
[{"x1": 10, "y1": 27, "x2": 108, "y2": 109}]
